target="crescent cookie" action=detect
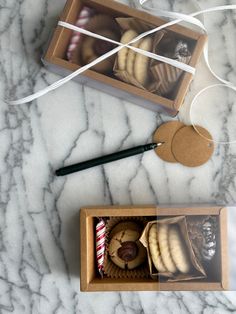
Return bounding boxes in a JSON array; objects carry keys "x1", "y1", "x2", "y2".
[
  {"x1": 134, "y1": 36, "x2": 153, "y2": 86},
  {"x1": 158, "y1": 224, "x2": 177, "y2": 273},
  {"x1": 118, "y1": 30, "x2": 138, "y2": 71},
  {"x1": 126, "y1": 40, "x2": 139, "y2": 75},
  {"x1": 169, "y1": 225, "x2": 191, "y2": 274},
  {"x1": 148, "y1": 224, "x2": 167, "y2": 273}
]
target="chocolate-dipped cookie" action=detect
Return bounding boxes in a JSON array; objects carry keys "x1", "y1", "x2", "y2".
[
  {"x1": 71, "y1": 15, "x2": 121, "y2": 74},
  {"x1": 108, "y1": 221, "x2": 146, "y2": 270}
]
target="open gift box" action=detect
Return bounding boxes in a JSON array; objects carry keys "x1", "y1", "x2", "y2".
[
  {"x1": 79, "y1": 205, "x2": 228, "y2": 291},
  {"x1": 42, "y1": 0, "x2": 207, "y2": 116}
]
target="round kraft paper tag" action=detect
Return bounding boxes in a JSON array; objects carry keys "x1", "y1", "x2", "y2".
[
  {"x1": 153, "y1": 121, "x2": 185, "y2": 163},
  {"x1": 171, "y1": 125, "x2": 214, "y2": 167}
]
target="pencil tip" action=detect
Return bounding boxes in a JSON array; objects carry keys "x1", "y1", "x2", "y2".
[{"x1": 55, "y1": 169, "x2": 61, "y2": 176}]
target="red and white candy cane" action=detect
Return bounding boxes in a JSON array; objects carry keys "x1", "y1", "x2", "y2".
[
  {"x1": 96, "y1": 218, "x2": 106, "y2": 276},
  {"x1": 67, "y1": 6, "x2": 94, "y2": 61}
]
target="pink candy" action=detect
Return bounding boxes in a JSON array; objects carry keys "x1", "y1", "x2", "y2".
[
  {"x1": 67, "y1": 6, "x2": 94, "y2": 61},
  {"x1": 96, "y1": 218, "x2": 106, "y2": 276}
]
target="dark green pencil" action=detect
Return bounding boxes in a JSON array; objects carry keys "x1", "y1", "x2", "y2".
[{"x1": 55, "y1": 142, "x2": 163, "y2": 176}]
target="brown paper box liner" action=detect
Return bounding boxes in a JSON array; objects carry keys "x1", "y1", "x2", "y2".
[
  {"x1": 151, "y1": 56, "x2": 191, "y2": 96},
  {"x1": 139, "y1": 216, "x2": 206, "y2": 282},
  {"x1": 113, "y1": 17, "x2": 165, "y2": 90},
  {"x1": 104, "y1": 216, "x2": 150, "y2": 279},
  {"x1": 150, "y1": 33, "x2": 192, "y2": 96}
]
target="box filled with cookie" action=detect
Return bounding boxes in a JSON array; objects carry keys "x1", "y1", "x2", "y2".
[
  {"x1": 43, "y1": 0, "x2": 207, "y2": 116},
  {"x1": 79, "y1": 206, "x2": 229, "y2": 291},
  {"x1": 139, "y1": 216, "x2": 207, "y2": 282}
]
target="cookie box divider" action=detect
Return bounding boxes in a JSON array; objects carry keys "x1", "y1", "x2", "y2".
[
  {"x1": 79, "y1": 205, "x2": 228, "y2": 291},
  {"x1": 42, "y1": 0, "x2": 207, "y2": 116}
]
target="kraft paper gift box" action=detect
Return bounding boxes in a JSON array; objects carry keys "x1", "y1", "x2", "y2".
[
  {"x1": 79, "y1": 205, "x2": 228, "y2": 292},
  {"x1": 42, "y1": 0, "x2": 207, "y2": 116}
]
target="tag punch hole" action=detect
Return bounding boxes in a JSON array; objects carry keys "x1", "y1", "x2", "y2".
[{"x1": 153, "y1": 121, "x2": 185, "y2": 163}]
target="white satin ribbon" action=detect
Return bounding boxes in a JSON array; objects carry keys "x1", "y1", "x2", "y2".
[
  {"x1": 8, "y1": 13, "x2": 197, "y2": 106},
  {"x1": 58, "y1": 21, "x2": 195, "y2": 74}
]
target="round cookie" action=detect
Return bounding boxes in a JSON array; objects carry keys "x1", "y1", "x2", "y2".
[
  {"x1": 118, "y1": 29, "x2": 138, "y2": 71},
  {"x1": 148, "y1": 223, "x2": 167, "y2": 273},
  {"x1": 71, "y1": 14, "x2": 121, "y2": 74},
  {"x1": 134, "y1": 36, "x2": 153, "y2": 86},
  {"x1": 169, "y1": 225, "x2": 191, "y2": 274},
  {"x1": 80, "y1": 29, "x2": 119, "y2": 73},
  {"x1": 109, "y1": 221, "x2": 141, "y2": 238},
  {"x1": 171, "y1": 125, "x2": 214, "y2": 167},
  {"x1": 158, "y1": 224, "x2": 177, "y2": 273},
  {"x1": 153, "y1": 121, "x2": 185, "y2": 163},
  {"x1": 108, "y1": 221, "x2": 146, "y2": 270}
]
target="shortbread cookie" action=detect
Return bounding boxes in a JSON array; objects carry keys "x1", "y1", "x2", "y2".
[
  {"x1": 158, "y1": 224, "x2": 177, "y2": 273},
  {"x1": 169, "y1": 225, "x2": 191, "y2": 274},
  {"x1": 134, "y1": 36, "x2": 153, "y2": 86},
  {"x1": 118, "y1": 30, "x2": 138, "y2": 70},
  {"x1": 148, "y1": 224, "x2": 167, "y2": 273}
]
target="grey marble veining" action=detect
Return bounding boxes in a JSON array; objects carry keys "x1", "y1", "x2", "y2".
[{"x1": 1, "y1": 0, "x2": 236, "y2": 312}]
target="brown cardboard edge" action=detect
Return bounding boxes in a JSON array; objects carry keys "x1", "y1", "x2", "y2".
[
  {"x1": 86, "y1": 279, "x2": 224, "y2": 291},
  {"x1": 80, "y1": 205, "x2": 222, "y2": 217},
  {"x1": 80, "y1": 209, "x2": 89, "y2": 291},
  {"x1": 44, "y1": 0, "x2": 77, "y2": 60},
  {"x1": 219, "y1": 207, "x2": 229, "y2": 290}
]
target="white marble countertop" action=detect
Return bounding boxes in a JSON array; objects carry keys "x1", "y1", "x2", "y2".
[{"x1": 1, "y1": 0, "x2": 236, "y2": 312}]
